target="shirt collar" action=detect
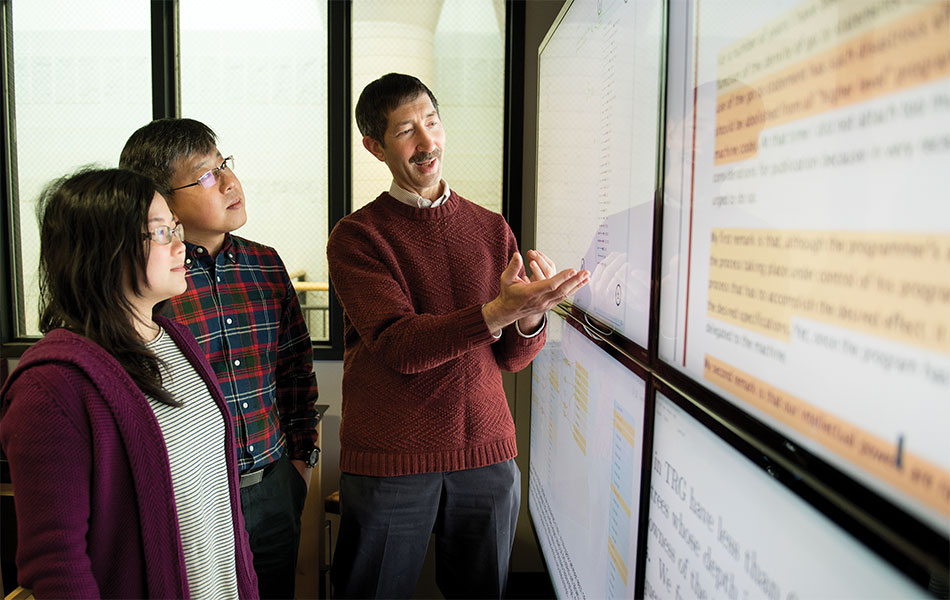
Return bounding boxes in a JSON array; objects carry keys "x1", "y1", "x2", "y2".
[
  {"x1": 185, "y1": 233, "x2": 239, "y2": 265},
  {"x1": 389, "y1": 180, "x2": 451, "y2": 209}
]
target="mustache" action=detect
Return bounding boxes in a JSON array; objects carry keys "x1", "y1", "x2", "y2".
[{"x1": 410, "y1": 148, "x2": 442, "y2": 164}]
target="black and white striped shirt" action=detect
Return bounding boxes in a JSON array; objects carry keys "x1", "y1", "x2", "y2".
[{"x1": 146, "y1": 327, "x2": 239, "y2": 600}]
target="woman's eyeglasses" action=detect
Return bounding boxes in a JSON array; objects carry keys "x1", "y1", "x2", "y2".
[{"x1": 144, "y1": 222, "x2": 185, "y2": 245}]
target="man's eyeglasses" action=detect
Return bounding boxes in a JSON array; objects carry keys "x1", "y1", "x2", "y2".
[
  {"x1": 171, "y1": 155, "x2": 234, "y2": 191},
  {"x1": 144, "y1": 222, "x2": 185, "y2": 245}
]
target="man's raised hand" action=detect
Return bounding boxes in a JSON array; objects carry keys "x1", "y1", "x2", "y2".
[{"x1": 482, "y1": 250, "x2": 590, "y2": 335}]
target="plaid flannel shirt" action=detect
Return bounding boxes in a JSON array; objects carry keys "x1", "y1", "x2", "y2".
[{"x1": 163, "y1": 233, "x2": 318, "y2": 473}]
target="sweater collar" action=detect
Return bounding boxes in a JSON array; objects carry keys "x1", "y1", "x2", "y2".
[
  {"x1": 388, "y1": 180, "x2": 451, "y2": 209},
  {"x1": 380, "y1": 189, "x2": 460, "y2": 221}
]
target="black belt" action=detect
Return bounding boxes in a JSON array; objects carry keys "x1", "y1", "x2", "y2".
[{"x1": 239, "y1": 457, "x2": 280, "y2": 488}]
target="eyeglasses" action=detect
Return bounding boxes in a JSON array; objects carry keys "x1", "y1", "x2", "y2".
[
  {"x1": 144, "y1": 222, "x2": 185, "y2": 245},
  {"x1": 170, "y1": 155, "x2": 234, "y2": 191}
]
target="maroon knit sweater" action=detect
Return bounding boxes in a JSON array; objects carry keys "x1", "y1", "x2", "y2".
[
  {"x1": 0, "y1": 318, "x2": 258, "y2": 599},
  {"x1": 327, "y1": 191, "x2": 546, "y2": 476}
]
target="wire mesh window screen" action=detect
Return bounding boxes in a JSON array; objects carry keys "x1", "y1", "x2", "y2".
[
  {"x1": 10, "y1": 2, "x2": 152, "y2": 337},
  {"x1": 351, "y1": 0, "x2": 506, "y2": 214},
  {"x1": 180, "y1": 0, "x2": 331, "y2": 341}
]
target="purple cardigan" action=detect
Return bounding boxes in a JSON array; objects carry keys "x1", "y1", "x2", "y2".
[{"x1": 0, "y1": 316, "x2": 258, "y2": 599}]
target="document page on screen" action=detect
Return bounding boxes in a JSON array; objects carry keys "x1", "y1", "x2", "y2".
[
  {"x1": 657, "y1": 0, "x2": 950, "y2": 533},
  {"x1": 644, "y1": 392, "x2": 927, "y2": 600},
  {"x1": 530, "y1": 315, "x2": 647, "y2": 599},
  {"x1": 535, "y1": 0, "x2": 663, "y2": 348}
]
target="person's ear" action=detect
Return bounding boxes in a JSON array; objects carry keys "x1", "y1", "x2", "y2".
[{"x1": 362, "y1": 136, "x2": 386, "y2": 162}]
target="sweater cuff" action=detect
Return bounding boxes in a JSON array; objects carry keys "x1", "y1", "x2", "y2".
[{"x1": 462, "y1": 304, "x2": 499, "y2": 344}]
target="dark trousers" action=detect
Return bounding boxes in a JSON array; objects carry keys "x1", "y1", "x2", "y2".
[
  {"x1": 240, "y1": 453, "x2": 308, "y2": 600},
  {"x1": 332, "y1": 459, "x2": 521, "y2": 599}
]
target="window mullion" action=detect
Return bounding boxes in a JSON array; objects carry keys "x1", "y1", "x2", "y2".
[{"x1": 150, "y1": 0, "x2": 179, "y2": 120}]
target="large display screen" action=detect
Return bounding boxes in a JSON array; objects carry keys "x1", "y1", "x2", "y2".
[
  {"x1": 535, "y1": 0, "x2": 663, "y2": 349},
  {"x1": 529, "y1": 314, "x2": 647, "y2": 599},
  {"x1": 657, "y1": 0, "x2": 950, "y2": 532},
  {"x1": 645, "y1": 390, "x2": 927, "y2": 599}
]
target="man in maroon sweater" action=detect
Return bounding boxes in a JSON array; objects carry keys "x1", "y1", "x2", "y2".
[{"x1": 327, "y1": 73, "x2": 589, "y2": 598}]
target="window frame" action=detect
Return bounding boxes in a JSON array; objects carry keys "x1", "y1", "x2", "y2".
[
  {"x1": 0, "y1": 0, "x2": 523, "y2": 361},
  {"x1": 1, "y1": 0, "x2": 25, "y2": 357}
]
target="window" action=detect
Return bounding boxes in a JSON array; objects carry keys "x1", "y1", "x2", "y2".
[
  {"x1": 351, "y1": 0, "x2": 506, "y2": 213},
  {"x1": 7, "y1": 1, "x2": 152, "y2": 337},
  {"x1": 1, "y1": 0, "x2": 514, "y2": 355},
  {"x1": 180, "y1": 0, "x2": 331, "y2": 341}
]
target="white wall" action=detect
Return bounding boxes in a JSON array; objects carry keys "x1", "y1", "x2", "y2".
[{"x1": 313, "y1": 360, "x2": 343, "y2": 498}]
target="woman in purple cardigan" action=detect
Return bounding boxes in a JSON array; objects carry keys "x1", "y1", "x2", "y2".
[{"x1": 0, "y1": 168, "x2": 258, "y2": 599}]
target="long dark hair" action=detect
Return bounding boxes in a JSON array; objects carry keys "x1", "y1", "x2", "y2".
[{"x1": 36, "y1": 167, "x2": 178, "y2": 406}]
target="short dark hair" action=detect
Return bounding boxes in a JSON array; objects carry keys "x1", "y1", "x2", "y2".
[
  {"x1": 36, "y1": 167, "x2": 177, "y2": 405},
  {"x1": 355, "y1": 73, "x2": 440, "y2": 145},
  {"x1": 119, "y1": 118, "x2": 217, "y2": 196}
]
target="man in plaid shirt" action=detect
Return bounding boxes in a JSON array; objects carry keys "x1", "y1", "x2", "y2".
[{"x1": 121, "y1": 118, "x2": 320, "y2": 600}]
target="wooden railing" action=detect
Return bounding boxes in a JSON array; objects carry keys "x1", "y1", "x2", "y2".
[
  {"x1": 288, "y1": 270, "x2": 330, "y2": 341},
  {"x1": 3, "y1": 586, "x2": 33, "y2": 600}
]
